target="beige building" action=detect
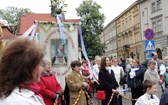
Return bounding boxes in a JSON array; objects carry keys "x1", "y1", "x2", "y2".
[
  {"x1": 116, "y1": 1, "x2": 143, "y2": 62},
  {"x1": 100, "y1": 19, "x2": 117, "y2": 59},
  {"x1": 100, "y1": 1, "x2": 143, "y2": 62}
]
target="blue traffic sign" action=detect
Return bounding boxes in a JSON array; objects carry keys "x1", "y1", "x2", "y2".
[
  {"x1": 146, "y1": 51, "x2": 154, "y2": 59},
  {"x1": 145, "y1": 40, "x2": 155, "y2": 51},
  {"x1": 144, "y1": 28, "x2": 154, "y2": 40}
]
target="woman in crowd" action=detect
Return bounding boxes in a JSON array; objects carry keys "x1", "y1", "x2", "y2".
[
  {"x1": 127, "y1": 58, "x2": 144, "y2": 105},
  {"x1": 37, "y1": 58, "x2": 62, "y2": 105},
  {"x1": 111, "y1": 57, "x2": 124, "y2": 105},
  {"x1": 144, "y1": 60, "x2": 163, "y2": 99},
  {"x1": 99, "y1": 57, "x2": 119, "y2": 105},
  {"x1": 66, "y1": 60, "x2": 89, "y2": 105},
  {"x1": 0, "y1": 37, "x2": 45, "y2": 105}
]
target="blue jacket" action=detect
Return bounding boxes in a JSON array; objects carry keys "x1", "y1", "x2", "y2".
[
  {"x1": 127, "y1": 65, "x2": 144, "y2": 88},
  {"x1": 160, "y1": 88, "x2": 168, "y2": 105}
]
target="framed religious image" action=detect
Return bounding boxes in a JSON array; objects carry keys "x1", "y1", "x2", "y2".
[{"x1": 51, "y1": 39, "x2": 68, "y2": 67}]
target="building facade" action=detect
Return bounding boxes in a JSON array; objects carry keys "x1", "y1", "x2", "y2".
[
  {"x1": 100, "y1": 19, "x2": 117, "y2": 59},
  {"x1": 139, "y1": 0, "x2": 168, "y2": 59},
  {"x1": 116, "y1": 1, "x2": 143, "y2": 62}
]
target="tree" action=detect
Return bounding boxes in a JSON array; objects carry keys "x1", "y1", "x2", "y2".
[
  {"x1": 0, "y1": 6, "x2": 32, "y2": 34},
  {"x1": 76, "y1": 0, "x2": 106, "y2": 59}
]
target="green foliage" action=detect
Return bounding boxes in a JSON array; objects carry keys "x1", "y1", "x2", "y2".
[
  {"x1": 76, "y1": 0, "x2": 106, "y2": 59},
  {"x1": 0, "y1": 6, "x2": 32, "y2": 34}
]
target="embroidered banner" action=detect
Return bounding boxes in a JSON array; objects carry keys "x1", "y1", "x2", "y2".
[{"x1": 38, "y1": 22, "x2": 79, "y2": 90}]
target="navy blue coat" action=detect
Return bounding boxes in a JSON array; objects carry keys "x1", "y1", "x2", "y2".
[
  {"x1": 160, "y1": 88, "x2": 168, "y2": 105},
  {"x1": 127, "y1": 66, "x2": 144, "y2": 88}
]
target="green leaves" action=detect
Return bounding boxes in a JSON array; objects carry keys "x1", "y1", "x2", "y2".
[
  {"x1": 0, "y1": 6, "x2": 32, "y2": 34},
  {"x1": 76, "y1": 0, "x2": 106, "y2": 59}
]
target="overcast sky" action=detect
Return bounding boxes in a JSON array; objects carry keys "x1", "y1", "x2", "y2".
[{"x1": 0, "y1": 0, "x2": 136, "y2": 26}]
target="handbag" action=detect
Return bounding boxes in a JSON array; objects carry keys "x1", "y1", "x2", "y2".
[
  {"x1": 119, "y1": 68, "x2": 126, "y2": 85},
  {"x1": 96, "y1": 90, "x2": 106, "y2": 100}
]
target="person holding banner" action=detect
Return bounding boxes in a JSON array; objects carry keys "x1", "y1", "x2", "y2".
[
  {"x1": 0, "y1": 37, "x2": 45, "y2": 105},
  {"x1": 99, "y1": 57, "x2": 120, "y2": 105}
]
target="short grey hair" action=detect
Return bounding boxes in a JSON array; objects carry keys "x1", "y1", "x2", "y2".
[
  {"x1": 42, "y1": 58, "x2": 51, "y2": 67},
  {"x1": 147, "y1": 60, "x2": 156, "y2": 67},
  {"x1": 95, "y1": 55, "x2": 101, "y2": 61}
]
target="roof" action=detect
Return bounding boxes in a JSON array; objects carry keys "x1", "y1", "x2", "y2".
[
  {"x1": 1, "y1": 25, "x2": 14, "y2": 39},
  {"x1": 18, "y1": 13, "x2": 80, "y2": 35}
]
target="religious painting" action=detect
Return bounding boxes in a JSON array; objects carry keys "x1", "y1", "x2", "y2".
[{"x1": 51, "y1": 39, "x2": 68, "y2": 67}]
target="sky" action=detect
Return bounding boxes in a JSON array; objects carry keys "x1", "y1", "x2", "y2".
[{"x1": 0, "y1": 0, "x2": 136, "y2": 26}]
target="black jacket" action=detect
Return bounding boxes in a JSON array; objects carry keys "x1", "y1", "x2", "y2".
[{"x1": 99, "y1": 68, "x2": 119, "y2": 105}]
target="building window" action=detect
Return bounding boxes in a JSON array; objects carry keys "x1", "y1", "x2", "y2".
[
  {"x1": 152, "y1": 22, "x2": 157, "y2": 33},
  {"x1": 157, "y1": 20, "x2": 162, "y2": 32},
  {"x1": 152, "y1": 19, "x2": 162, "y2": 33},
  {"x1": 152, "y1": 0, "x2": 161, "y2": 13},
  {"x1": 142, "y1": 11, "x2": 144, "y2": 17},
  {"x1": 157, "y1": 0, "x2": 161, "y2": 10},
  {"x1": 152, "y1": 2, "x2": 156, "y2": 12}
]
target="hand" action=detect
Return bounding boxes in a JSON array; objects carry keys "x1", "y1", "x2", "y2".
[
  {"x1": 159, "y1": 80, "x2": 163, "y2": 85},
  {"x1": 83, "y1": 82, "x2": 88, "y2": 87},
  {"x1": 112, "y1": 89, "x2": 119, "y2": 94},
  {"x1": 55, "y1": 94, "x2": 59, "y2": 103}
]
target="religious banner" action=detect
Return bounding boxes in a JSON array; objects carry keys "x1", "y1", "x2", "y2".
[{"x1": 38, "y1": 22, "x2": 78, "y2": 89}]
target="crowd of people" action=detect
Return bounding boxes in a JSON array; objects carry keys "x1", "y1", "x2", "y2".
[
  {"x1": 1, "y1": 36, "x2": 168, "y2": 105},
  {"x1": 73, "y1": 52, "x2": 168, "y2": 105}
]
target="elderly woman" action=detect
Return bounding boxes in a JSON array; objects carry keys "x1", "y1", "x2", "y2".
[
  {"x1": 144, "y1": 60, "x2": 163, "y2": 99},
  {"x1": 37, "y1": 58, "x2": 62, "y2": 105},
  {"x1": 0, "y1": 37, "x2": 45, "y2": 105}
]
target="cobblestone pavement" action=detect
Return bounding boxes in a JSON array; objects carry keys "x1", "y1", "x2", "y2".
[
  {"x1": 90, "y1": 91, "x2": 132, "y2": 105},
  {"x1": 121, "y1": 91, "x2": 132, "y2": 105}
]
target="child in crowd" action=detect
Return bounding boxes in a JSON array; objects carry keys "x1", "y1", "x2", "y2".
[{"x1": 135, "y1": 80, "x2": 160, "y2": 105}]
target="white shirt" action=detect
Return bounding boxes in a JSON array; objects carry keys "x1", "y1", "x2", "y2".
[
  {"x1": 0, "y1": 87, "x2": 45, "y2": 105},
  {"x1": 135, "y1": 93, "x2": 160, "y2": 105},
  {"x1": 92, "y1": 64, "x2": 100, "y2": 84},
  {"x1": 111, "y1": 65, "x2": 124, "y2": 83},
  {"x1": 159, "y1": 64, "x2": 166, "y2": 75}
]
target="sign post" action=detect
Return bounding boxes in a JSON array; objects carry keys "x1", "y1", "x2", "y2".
[
  {"x1": 144, "y1": 28, "x2": 154, "y2": 40},
  {"x1": 144, "y1": 28, "x2": 155, "y2": 59}
]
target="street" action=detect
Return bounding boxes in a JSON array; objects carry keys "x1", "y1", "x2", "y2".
[{"x1": 90, "y1": 91, "x2": 132, "y2": 105}]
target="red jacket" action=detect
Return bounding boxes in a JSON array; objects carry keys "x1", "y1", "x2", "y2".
[{"x1": 38, "y1": 72, "x2": 62, "y2": 105}]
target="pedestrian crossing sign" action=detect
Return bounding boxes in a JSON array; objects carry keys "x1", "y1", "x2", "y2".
[{"x1": 145, "y1": 40, "x2": 155, "y2": 51}]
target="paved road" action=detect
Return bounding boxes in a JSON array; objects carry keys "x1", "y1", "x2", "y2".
[{"x1": 89, "y1": 91, "x2": 132, "y2": 105}]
